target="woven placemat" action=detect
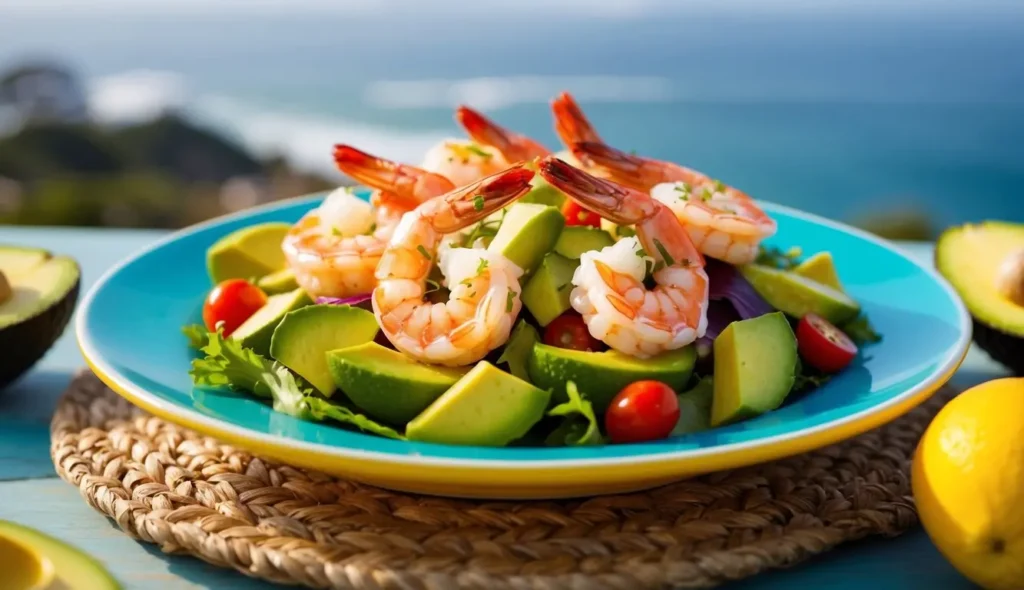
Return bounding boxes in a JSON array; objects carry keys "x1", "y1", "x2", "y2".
[{"x1": 51, "y1": 370, "x2": 952, "y2": 589}]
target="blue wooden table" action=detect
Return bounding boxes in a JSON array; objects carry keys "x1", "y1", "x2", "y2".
[{"x1": 0, "y1": 227, "x2": 998, "y2": 589}]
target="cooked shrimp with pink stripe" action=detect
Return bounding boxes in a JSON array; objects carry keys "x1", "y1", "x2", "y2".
[
  {"x1": 282, "y1": 146, "x2": 455, "y2": 299},
  {"x1": 538, "y1": 157, "x2": 710, "y2": 358},
  {"x1": 373, "y1": 166, "x2": 535, "y2": 366}
]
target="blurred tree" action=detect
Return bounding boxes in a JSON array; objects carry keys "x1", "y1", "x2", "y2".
[
  {"x1": 111, "y1": 114, "x2": 262, "y2": 183},
  {"x1": 0, "y1": 124, "x2": 124, "y2": 180}
]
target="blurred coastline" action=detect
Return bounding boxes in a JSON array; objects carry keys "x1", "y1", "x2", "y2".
[{"x1": 1, "y1": 4, "x2": 1021, "y2": 239}]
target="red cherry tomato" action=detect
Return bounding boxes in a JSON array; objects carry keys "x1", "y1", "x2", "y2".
[
  {"x1": 796, "y1": 313, "x2": 858, "y2": 373},
  {"x1": 543, "y1": 312, "x2": 602, "y2": 351},
  {"x1": 605, "y1": 381, "x2": 680, "y2": 444},
  {"x1": 562, "y1": 200, "x2": 602, "y2": 228},
  {"x1": 202, "y1": 279, "x2": 268, "y2": 336}
]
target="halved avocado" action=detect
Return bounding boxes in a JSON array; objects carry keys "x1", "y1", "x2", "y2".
[
  {"x1": 936, "y1": 222, "x2": 1024, "y2": 374},
  {"x1": 0, "y1": 520, "x2": 120, "y2": 589},
  {"x1": 0, "y1": 246, "x2": 80, "y2": 388}
]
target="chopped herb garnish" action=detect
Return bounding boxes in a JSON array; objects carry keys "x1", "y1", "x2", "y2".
[
  {"x1": 368, "y1": 223, "x2": 377, "y2": 234},
  {"x1": 701, "y1": 187, "x2": 714, "y2": 201},
  {"x1": 331, "y1": 226, "x2": 343, "y2": 236},
  {"x1": 472, "y1": 195, "x2": 485, "y2": 212},
  {"x1": 674, "y1": 182, "x2": 691, "y2": 196},
  {"x1": 416, "y1": 244, "x2": 431, "y2": 260},
  {"x1": 713, "y1": 179, "x2": 726, "y2": 193},
  {"x1": 476, "y1": 258, "x2": 489, "y2": 275},
  {"x1": 756, "y1": 245, "x2": 802, "y2": 270},
  {"x1": 651, "y1": 260, "x2": 666, "y2": 273},
  {"x1": 465, "y1": 144, "x2": 493, "y2": 159},
  {"x1": 635, "y1": 247, "x2": 649, "y2": 258},
  {"x1": 506, "y1": 289, "x2": 516, "y2": 312},
  {"x1": 840, "y1": 314, "x2": 883, "y2": 346},
  {"x1": 425, "y1": 278, "x2": 442, "y2": 294},
  {"x1": 653, "y1": 238, "x2": 675, "y2": 267}
]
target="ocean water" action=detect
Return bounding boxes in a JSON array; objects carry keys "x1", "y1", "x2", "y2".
[{"x1": 1, "y1": 6, "x2": 1022, "y2": 228}]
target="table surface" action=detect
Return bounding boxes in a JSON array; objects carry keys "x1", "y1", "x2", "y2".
[{"x1": 0, "y1": 227, "x2": 999, "y2": 590}]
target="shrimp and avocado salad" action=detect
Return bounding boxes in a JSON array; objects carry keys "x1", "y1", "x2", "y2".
[{"x1": 186, "y1": 92, "x2": 882, "y2": 448}]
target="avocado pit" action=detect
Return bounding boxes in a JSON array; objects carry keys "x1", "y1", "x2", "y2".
[{"x1": 997, "y1": 247, "x2": 1024, "y2": 308}]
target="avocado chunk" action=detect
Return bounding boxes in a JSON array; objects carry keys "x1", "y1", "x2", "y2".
[
  {"x1": 553, "y1": 227, "x2": 616, "y2": 260},
  {"x1": 739, "y1": 264, "x2": 860, "y2": 324},
  {"x1": 256, "y1": 268, "x2": 299, "y2": 294},
  {"x1": 487, "y1": 203, "x2": 565, "y2": 276},
  {"x1": 711, "y1": 312, "x2": 797, "y2": 427},
  {"x1": 269, "y1": 304, "x2": 379, "y2": 395},
  {"x1": 406, "y1": 362, "x2": 550, "y2": 446},
  {"x1": 528, "y1": 343, "x2": 696, "y2": 412},
  {"x1": 936, "y1": 222, "x2": 1024, "y2": 374},
  {"x1": 0, "y1": 246, "x2": 80, "y2": 388},
  {"x1": 520, "y1": 168, "x2": 567, "y2": 208},
  {"x1": 0, "y1": 520, "x2": 120, "y2": 589},
  {"x1": 230, "y1": 288, "x2": 311, "y2": 357},
  {"x1": 206, "y1": 222, "x2": 291, "y2": 284},
  {"x1": 327, "y1": 342, "x2": 470, "y2": 425},
  {"x1": 794, "y1": 251, "x2": 844, "y2": 291},
  {"x1": 672, "y1": 376, "x2": 714, "y2": 436},
  {"x1": 521, "y1": 253, "x2": 579, "y2": 326}
]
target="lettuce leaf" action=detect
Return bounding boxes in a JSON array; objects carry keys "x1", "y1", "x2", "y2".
[
  {"x1": 190, "y1": 329, "x2": 403, "y2": 439},
  {"x1": 545, "y1": 381, "x2": 603, "y2": 446}
]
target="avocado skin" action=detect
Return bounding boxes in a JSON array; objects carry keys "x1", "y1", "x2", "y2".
[
  {"x1": 972, "y1": 319, "x2": 1024, "y2": 375},
  {"x1": 0, "y1": 275, "x2": 79, "y2": 389}
]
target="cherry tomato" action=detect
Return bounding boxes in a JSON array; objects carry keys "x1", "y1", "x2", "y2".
[
  {"x1": 796, "y1": 313, "x2": 858, "y2": 373},
  {"x1": 543, "y1": 312, "x2": 602, "y2": 351},
  {"x1": 605, "y1": 381, "x2": 680, "y2": 444},
  {"x1": 562, "y1": 200, "x2": 602, "y2": 228},
  {"x1": 202, "y1": 279, "x2": 268, "y2": 336}
]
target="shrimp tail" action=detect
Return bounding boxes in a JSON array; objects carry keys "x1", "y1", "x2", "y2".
[
  {"x1": 552, "y1": 91, "x2": 602, "y2": 146},
  {"x1": 427, "y1": 165, "x2": 535, "y2": 233},
  {"x1": 334, "y1": 144, "x2": 454, "y2": 209},
  {"x1": 571, "y1": 141, "x2": 650, "y2": 185},
  {"x1": 456, "y1": 106, "x2": 514, "y2": 153},
  {"x1": 538, "y1": 156, "x2": 655, "y2": 225}
]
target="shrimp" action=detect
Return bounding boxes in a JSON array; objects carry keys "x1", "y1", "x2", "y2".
[
  {"x1": 420, "y1": 137, "x2": 508, "y2": 188},
  {"x1": 571, "y1": 141, "x2": 776, "y2": 265},
  {"x1": 373, "y1": 166, "x2": 536, "y2": 366},
  {"x1": 538, "y1": 157, "x2": 709, "y2": 358},
  {"x1": 455, "y1": 106, "x2": 550, "y2": 164},
  {"x1": 282, "y1": 146, "x2": 455, "y2": 299}
]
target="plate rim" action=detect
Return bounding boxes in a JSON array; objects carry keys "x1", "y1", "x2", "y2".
[{"x1": 76, "y1": 194, "x2": 972, "y2": 470}]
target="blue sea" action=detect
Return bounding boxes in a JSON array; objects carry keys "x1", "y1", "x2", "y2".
[{"x1": 1, "y1": 4, "x2": 1022, "y2": 228}]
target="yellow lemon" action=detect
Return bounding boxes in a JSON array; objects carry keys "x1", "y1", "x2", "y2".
[{"x1": 912, "y1": 377, "x2": 1024, "y2": 590}]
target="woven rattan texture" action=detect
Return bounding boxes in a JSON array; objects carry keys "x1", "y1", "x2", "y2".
[{"x1": 51, "y1": 370, "x2": 949, "y2": 589}]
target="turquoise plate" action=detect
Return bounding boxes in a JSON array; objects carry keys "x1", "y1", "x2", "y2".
[{"x1": 77, "y1": 192, "x2": 970, "y2": 499}]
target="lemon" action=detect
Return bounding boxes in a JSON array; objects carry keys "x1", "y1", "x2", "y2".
[{"x1": 912, "y1": 377, "x2": 1024, "y2": 590}]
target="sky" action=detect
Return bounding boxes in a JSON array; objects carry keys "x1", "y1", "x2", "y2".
[{"x1": 2, "y1": 0, "x2": 1023, "y2": 18}]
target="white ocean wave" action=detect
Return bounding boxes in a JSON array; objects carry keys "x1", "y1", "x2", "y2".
[
  {"x1": 87, "y1": 70, "x2": 188, "y2": 124},
  {"x1": 193, "y1": 96, "x2": 446, "y2": 175},
  {"x1": 363, "y1": 76, "x2": 674, "y2": 111}
]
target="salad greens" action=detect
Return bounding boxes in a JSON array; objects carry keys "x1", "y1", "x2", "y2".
[
  {"x1": 189, "y1": 327, "x2": 403, "y2": 439},
  {"x1": 545, "y1": 381, "x2": 603, "y2": 446}
]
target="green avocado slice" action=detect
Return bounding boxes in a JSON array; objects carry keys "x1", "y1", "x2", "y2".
[
  {"x1": 206, "y1": 222, "x2": 291, "y2": 284},
  {"x1": 0, "y1": 246, "x2": 80, "y2": 387},
  {"x1": 0, "y1": 520, "x2": 121, "y2": 589},
  {"x1": 553, "y1": 226, "x2": 615, "y2": 260},
  {"x1": 269, "y1": 304, "x2": 379, "y2": 395},
  {"x1": 406, "y1": 362, "x2": 551, "y2": 446},
  {"x1": 739, "y1": 263, "x2": 860, "y2": 324},
  {"x1": 327, "y1": 342, "x2": 470, "y2": 425},
  {"x1": 711, "y1": 312, "x2": 797, "y2": 427},
  {"x1": 487, "y1": 203, "x2": 565, "y2": 276},
  {"x1": 230, "y1": 288, "x2": 311, "y2": 357},
  {"x1": 521, "y1": 253, "x2": 579, "y2": 327},
  {"x1": 528, "y1": 343, "x2": 696, "y2": 412}
]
